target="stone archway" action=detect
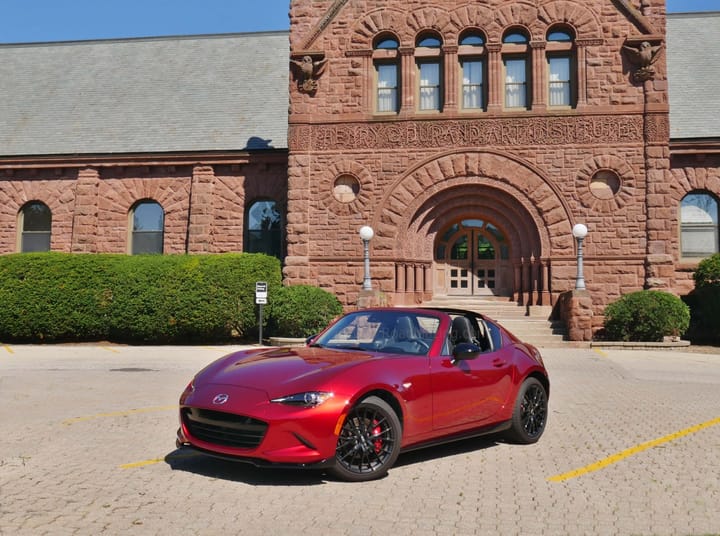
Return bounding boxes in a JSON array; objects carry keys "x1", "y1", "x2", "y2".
[{"x1": 371, "y1": 150, "x2": 575, "y2": 305}]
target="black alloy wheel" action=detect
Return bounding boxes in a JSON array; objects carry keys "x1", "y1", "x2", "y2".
[
  {"x1": 506, "y1": 377, "x2": 548, "y2": 444},
  {"x1": 329, "y1": 396, "x2": 401, "y2": 482}
]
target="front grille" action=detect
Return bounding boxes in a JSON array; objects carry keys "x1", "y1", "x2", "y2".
[{"x1": 182, "y1": 408, "x2": 268, "y2": 449}]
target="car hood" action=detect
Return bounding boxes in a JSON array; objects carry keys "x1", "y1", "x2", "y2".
[{"x1": 196, "y1": 346, "x2": 377, "y2": 398}]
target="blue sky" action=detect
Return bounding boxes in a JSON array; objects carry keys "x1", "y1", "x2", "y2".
[{"x1": 1, "y1": 0, "x2": 718, "y2": 44}]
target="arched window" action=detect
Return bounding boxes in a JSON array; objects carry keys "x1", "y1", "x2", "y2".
[
  {"x1": 19, "y1": 201, "x2": 51, "y2": 252},
  {"x1": 502, "y1": 29, "x2": 531, "y2": 109},
  {"x1": 546, "y1": 26, "x2": 576, "y2": 107},
  {"x1": 373, "y1": 34, "x2": 400, "y2": 113},
  {"x1": 680, "y1": 192, "x2": 719, "y2": 258},
  {"x1": 459, "y1": 30, "x2": 486, "y2": 110},
  {"x1": 416, "y1": 32, "x2": 443, "y2": 112},
  {"x1": 130, "y1": 200, "x2": 164, "y2": 254},
  {"x1": 246, "y1": 199, "x2": 282, "y2": 258}
]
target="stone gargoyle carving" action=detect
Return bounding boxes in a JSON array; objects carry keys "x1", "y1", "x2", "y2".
[
  {"x1": 290, "y1": 55, "x2": 328, "y2": 94},
  {"x1": 622, "y1": 40, "x2": 664, "y2": 83}
]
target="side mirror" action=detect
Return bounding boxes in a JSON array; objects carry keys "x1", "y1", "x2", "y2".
[
  {"x1": 306, "y1": 334, "x2": 318, "y2": 346},
  {"x1": 452, "y1": 342, "x2": 481, "y2": 361}
]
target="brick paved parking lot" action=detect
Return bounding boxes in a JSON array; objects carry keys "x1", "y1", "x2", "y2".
[{"x1": 1, "y1": 344, "x2": 719, "y2": 536}]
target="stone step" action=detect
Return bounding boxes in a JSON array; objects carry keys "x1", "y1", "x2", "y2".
[{"x1": 423, "y1": 296, "x2": 568, "y2": 347}]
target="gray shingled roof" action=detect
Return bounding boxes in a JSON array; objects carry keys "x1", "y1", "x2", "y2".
[
  {"x1": 667, "y1": 12, "x2": 720, "y2": 140},
  {"x1": 0, "y1": 13, "x2": 717, "y2": 157},
  {"x1": 0, "y1": 32, "x2": 289, "y2": 156}
]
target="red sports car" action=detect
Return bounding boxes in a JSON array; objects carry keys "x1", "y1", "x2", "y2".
[{"x1": 177, "y1": 307, "x2": 549, "y2": 481}]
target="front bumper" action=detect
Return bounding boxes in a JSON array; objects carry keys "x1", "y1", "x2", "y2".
[
  {"x1": 178, "y1": 383, "x2": 349, "y2": 466},
  {"x1": 175, "y1": 430, "x2": 335, "y2": 470}
]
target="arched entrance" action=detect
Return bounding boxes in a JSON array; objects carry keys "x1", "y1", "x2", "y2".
[
  {"x1": 435, "y1": 218, "x2": 512, "y2": 296},
  {"x1": 371, "y1": 150, "x2": 575, "y2": 306}
]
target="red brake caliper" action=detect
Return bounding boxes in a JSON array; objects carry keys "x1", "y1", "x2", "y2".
[{"x1": 372, "y1": 419, "x2": 383, "y2": 453}]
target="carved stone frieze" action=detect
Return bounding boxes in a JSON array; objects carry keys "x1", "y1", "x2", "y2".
[
  {"x1": 289, "y1": 115, "x2": 645, "y2": 152},
  {"x1": 644, "y1": 113, "x2": 670, "y2": 143}
]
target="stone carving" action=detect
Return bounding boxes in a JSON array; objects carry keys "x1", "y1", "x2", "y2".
[
  {"x1": 289, "y1": 116, "x2": 644, "y2": 151},
  {"x1": 622, "y1": 41, "x2": 663, "y2": 82},
  {"x1": 644, "y1": 113, "x2": 670, "y2": 143},
  {"x1": 290, "y1": 55, "x2": 328, "y2": 94}
]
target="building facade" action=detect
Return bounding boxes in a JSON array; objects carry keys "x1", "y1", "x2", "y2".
[
  {"x1": 284, "y1": 0, "x2": 720, "y2": 321},
  {"x1": 1, "y1": 2, "x2": 719, "y2": 336}
]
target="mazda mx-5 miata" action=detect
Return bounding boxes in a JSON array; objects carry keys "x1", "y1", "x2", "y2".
[{"x1": 177, "y1": 307, "x2": 549, "y2": 481}]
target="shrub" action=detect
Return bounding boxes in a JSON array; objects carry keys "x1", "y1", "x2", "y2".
[
  {"x1": 268, "y1": 285, "x2": 343, "y2": 338},
  {"x1": 107, "y1": 253, "x2": 282, "y2": 343},
  {"x1": 693, "y1": 253, "x2": 720, "y2": 289},
  {"x1": 0, "y1": 252, "x2": 282, "y2": 343},
  {"x1": 683, "y1": 287, "x2": 720, "y2": 344},
  {"x1": 603, "y1": 290, "x2": 690, "y2": 342},
  {"x1": 684, "y1": 254, "x2": 720, "y2": 344}
]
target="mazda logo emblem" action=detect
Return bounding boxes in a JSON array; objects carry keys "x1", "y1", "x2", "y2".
[{"x1": 212, "y1": 393, "x2": 229, "y2": 405}]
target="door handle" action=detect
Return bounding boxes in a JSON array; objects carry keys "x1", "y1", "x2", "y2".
[{"x1": 492, "y1": 358, "x2": 506, "y2": 368}]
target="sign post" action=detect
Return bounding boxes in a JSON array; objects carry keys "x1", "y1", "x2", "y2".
[{"x1": 255, "y1": 282, "x2": 268, "y2": 345}]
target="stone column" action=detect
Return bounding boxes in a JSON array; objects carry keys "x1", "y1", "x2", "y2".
[
  {"x1": 399, "y1": 47, "x2": 415, "y2": 116},
  {"x1": 642, "y1": 87, "x2": 673, "y2": 290},
  {"x1": 186, "y1": 165, "x2": 215, "y2": 253},
  {"x1": 442, "y1": 45, "x2": 458, "y2": 113},
  {"x1": 486, "y1": 43, "x2": 502, "y2": 112},
  {"x1": 530, "y1": 41, "x2": 547, "y2": 111},
  {"x1": 70, "y1": 167, "x2": 100, "y2": 253},
  {"x1": 284, "y1": 153, "x2": 312, "y2": 284}
]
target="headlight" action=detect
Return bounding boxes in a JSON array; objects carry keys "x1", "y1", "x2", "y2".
[
  {"x1": 271, "y1": 391, "x2": 334, "y2": 408},
  {"x1": 179, "y1": 380, "x2": 195, "y2": 404}
]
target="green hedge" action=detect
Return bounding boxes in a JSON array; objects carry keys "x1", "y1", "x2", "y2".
[
  {"x1": 603, "y1": 290, "x2": 690, "y2": 342},
  {"x1": 0, "y1": 252, "x2": 281, "y2": 343},
  {"x1": 267, "y1": 285, "x2": 343, "y2": 338}
]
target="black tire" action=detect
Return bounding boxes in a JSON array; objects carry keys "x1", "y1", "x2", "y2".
[
  {"x1": 329, "y1": 396, "x2": 402, "y2": 482},
  {"x1": 505, "y1": 377, "x2": 548, "y2": 444}
]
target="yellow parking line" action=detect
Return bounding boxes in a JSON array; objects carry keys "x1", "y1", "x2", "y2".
[
  {"x1": 2, "y1": 345, "x2": 14, "y2": 354},
  {"x1": 592, "y1": 348, "x2": 608, "y2": 357},
  {"x1": 120, "y1": 452, "x2": 199, "y2": 469},
  {"x1": 548, "y1": 416, "x2": 720, "y2": 482},
  {"x1": 100, "y1": 345, "x2": 121, "y2": 353},
  {"x1": 62, "y1": 405, "x2": 176, "y2": 425},
  {"x1": 120, "y1": 457, "x2": 166, "y2": 469}
]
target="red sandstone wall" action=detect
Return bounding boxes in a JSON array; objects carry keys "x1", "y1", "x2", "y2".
[
  {"x1": 0, "y1": 157, "x2": 287, "y2": 255},
  {"x1": 287, "y1": 0, "x2": 672, "y2": 313}
]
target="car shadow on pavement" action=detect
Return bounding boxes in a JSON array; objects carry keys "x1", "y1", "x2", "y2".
[
  {"x1": 165, "y1": 435, "x2": 500, "y2": 485},
  {"x1": 394, "y1": 434, "x2": 500, "y2": 469},
  {"x1": 165, "y1": 448, "x2": 327, "y2": 485}
]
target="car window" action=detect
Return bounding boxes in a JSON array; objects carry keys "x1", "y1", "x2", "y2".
[
  {"x1": 444, "y1": 314, "x2": 498, "y2": 354},
  {"x1": 315, "y1": 311, "x2": 440, "y2": 355},
  {"x1": 484, "y1": 319, "x2": 503, "y2": 350}
]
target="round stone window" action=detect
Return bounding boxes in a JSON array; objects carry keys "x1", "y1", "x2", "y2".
[
  {"x1": 333, "y1": 174, "x2": 361, "y2": 203},
  {"x1": 589, "y1": 170, "x2": 621, "y2": 200}
]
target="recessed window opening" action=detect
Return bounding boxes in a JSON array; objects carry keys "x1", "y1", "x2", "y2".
[
  {"x1": 19, "y1": 201, "x2": 52, "y2": 252},
  {"x1": 130, "y1": 200, "x2": 164, "y2": 254}
]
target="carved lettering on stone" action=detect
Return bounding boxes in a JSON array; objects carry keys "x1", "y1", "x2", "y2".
[{"x1": 290, "y1": 116, "x2": 645, "y2": 151}]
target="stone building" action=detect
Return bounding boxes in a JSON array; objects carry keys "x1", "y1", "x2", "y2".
[{"x1": 1, "y1": 1, "x2": 719, "y2": 338}]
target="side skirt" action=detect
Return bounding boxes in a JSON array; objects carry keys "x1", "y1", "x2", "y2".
[{"x1": 400, "y1": 420, "x2": 512, "y2": 454}]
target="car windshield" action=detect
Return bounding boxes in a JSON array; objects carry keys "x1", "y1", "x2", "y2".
[{"x1": 313, "y1": 310, "x2": 440, "y2": 355}]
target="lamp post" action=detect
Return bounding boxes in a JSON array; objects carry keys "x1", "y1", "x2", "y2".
[
  {"x1": 572, "y1": 223, "x2": 588, "y2": 290},
  {"x1": 359, "y1": 225, "x2": 374, "y2": 291}
]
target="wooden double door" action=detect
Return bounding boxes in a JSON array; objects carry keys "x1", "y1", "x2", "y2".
[{"x1": 434, "y1": 219, "x2": 512, "y2": 297}]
